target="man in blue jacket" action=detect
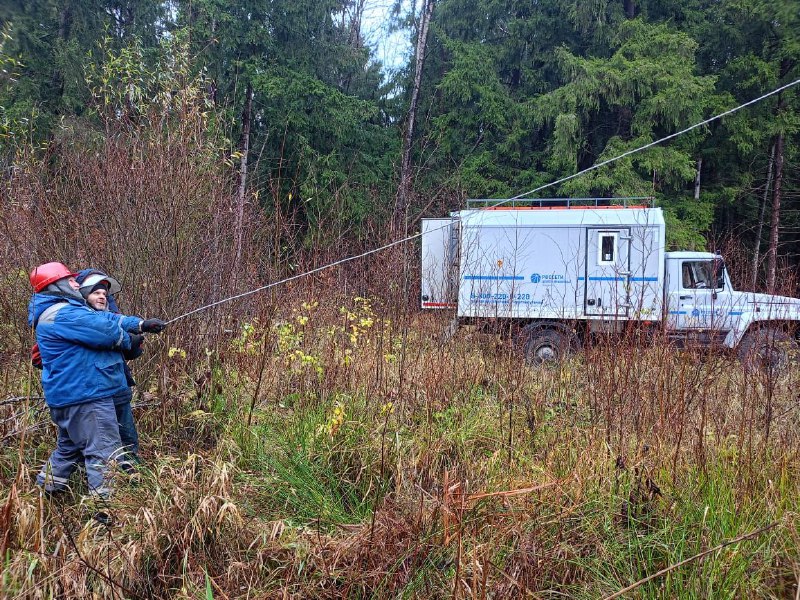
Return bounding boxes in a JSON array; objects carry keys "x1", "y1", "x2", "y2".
[
  {"x1": 76, "y1": 268, "x2": 143, "y2": 466},
  {"x1": 29, "y1": 262, "x2": 166, "y2": 499}
]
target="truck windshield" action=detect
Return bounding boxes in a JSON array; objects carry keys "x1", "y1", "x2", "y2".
[{"x1": 682, "y1": 260, "x2": 725, "y2": 290}]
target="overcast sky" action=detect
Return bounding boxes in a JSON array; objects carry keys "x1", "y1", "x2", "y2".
[{"x1": 361, "y1": 0, "x2": 411, "y2": 73}]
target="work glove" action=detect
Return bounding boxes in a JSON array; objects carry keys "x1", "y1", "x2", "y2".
[
  {"x1": 129, "y1": 333, "x2": 144, "y2": 350},
  {"x1": 140, "y1": 318, "x2": 167, "y2": 334},
  {"x1": 122, "y1": 333, "x2": 145, "y2": 361}
]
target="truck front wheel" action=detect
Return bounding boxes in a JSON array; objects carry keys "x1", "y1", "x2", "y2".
[
  {"x1": 522, "y1": 327, "x2": 576, "y2": 366},
  {"x1": 737, "y1": 327, "x2": 798, "y2": 373}
]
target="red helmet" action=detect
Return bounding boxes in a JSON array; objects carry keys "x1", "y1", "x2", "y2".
[{"x1": 30, "y1": 262, "x2": 77, "y2": 292}]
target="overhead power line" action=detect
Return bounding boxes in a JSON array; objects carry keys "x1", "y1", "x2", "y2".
[{"x1": 166, "y1": 77, "x2": 800, "y2": 325}]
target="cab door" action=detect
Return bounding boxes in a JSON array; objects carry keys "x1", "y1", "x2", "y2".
[
  {"x1": 667, "y1": 259, "x2": 733, "y2": 332},
  {"x1": 585, "y1": 228, "x2": 631, "y2": 317}
]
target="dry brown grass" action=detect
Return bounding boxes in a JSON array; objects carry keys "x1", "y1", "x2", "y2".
[{"x1": 3, "y1": 304, "x2": 798, "y2": 598}]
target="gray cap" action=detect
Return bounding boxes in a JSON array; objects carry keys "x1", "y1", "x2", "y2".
[{"x1": 79, "y1": 273, "x2": 122, "y2": 295}]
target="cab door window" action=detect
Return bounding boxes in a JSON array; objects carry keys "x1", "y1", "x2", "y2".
[{"x1": 681, "y1": 260, "x2": 724, "y2": 290}]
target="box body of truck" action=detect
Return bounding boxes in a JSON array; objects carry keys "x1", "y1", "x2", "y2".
[{"x1": 421, "y1": 205, "x2": 666, "y2": 321}]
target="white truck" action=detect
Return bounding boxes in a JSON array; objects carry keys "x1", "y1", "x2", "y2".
[{"x1": 421, "y1": 199, "x2": 800, "y2": 367}]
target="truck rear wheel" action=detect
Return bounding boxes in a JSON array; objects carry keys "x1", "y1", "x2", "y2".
[
  {"x1": 521, "y1": 326, "x2": 577, "y2": 366},
  {"x1": 737, "y1": 327, "x2": 798, "y2": 373}
]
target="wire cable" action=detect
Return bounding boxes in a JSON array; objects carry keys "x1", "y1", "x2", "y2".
[
  {"x1": 166, "y1": 77, "x2": 800, "y2": 324},
  {"x1": 166, "y1": 236, "x2": 414, "y2": 323}
]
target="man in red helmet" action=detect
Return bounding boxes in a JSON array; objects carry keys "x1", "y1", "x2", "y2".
[{"x1": 28, "y1": 262, "x2": 167, "y2": 503}]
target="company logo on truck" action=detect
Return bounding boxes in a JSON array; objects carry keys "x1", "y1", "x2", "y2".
[
  {"x1": 530, "y1": 273, "x2": 570, "y2": 284},
  {"x1": 691, "y1": 307, "x2": 725, "y2": 318}
]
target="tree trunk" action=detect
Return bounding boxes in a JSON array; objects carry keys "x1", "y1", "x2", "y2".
[
  {"x1": 766, "y1": 132, "x2": 784, "y2": 294},
  {"x1": 52, "y1": 5, "x2": 72, "y2": 102},
  {"x1": 693, "y1": 158, "x2": 702, "y2": 200},
  {"x1": 58, "y1": 5, "x2": 72, "y2": 40},
  {"x1": 751, "y1": 141, "x2": 775, "y2": 290},
  {"x1": 397, "y1": 0, "x2": 435, "y2": 236},
  {"x1": 341, "y1": 0, "x2": 366, "y2": 92},
  {"x1": 234, "y1": 83, "x2": 253, "y2": 280},
  {"x1": 348, "y1": 0, "x2": 366, "y2": 48},
  {"x1": 624, "y1": 0, "x2": 636, "y2": 19}
]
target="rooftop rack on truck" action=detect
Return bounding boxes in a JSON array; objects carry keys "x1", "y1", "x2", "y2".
[{"x1": 465, "y1": 197, "x2": 655, "y2": 209}]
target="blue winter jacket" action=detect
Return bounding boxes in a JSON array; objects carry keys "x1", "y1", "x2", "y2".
[
  {"x1": 28, "y1": 292, "x2": 143, "y2": 408},
  {"x1": 75, "y1": 268, "x2": 142, "y2": 386}
]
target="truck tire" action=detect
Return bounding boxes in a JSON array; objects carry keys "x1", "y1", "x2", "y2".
[
  {"x1": 737, "y1": 327, "x2": 797, "y2": 373},
  {"x1": 522, "y1": 327, "x2": 574, "y2": 366}
]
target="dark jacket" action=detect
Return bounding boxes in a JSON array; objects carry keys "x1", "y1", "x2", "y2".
[{"x1": 28, "y1": 292, "x2": 142, "y2": 407}]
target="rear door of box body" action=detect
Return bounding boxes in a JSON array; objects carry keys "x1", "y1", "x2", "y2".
[{"x1": 421, "y1": 218, "x2": 458, "y2": 309}]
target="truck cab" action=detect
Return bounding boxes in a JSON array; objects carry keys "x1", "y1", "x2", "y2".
[
  {"x1": 664, "y1": 252, "x2": 800, "y2": 367},
  {"x1": 665, "y1": 252, "x2": 735, "y2": 340}
]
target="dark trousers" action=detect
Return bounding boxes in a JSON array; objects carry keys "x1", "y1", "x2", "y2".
[
  {"x1": 37, "y1": 396, "x2": 125, "y2": 498},
  {"x1": 113, "y1": 388, "x2": 139, "y2": 464}
]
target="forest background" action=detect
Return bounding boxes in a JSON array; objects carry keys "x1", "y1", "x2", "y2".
[{"x1": 1, "y1": 0, "x2": 799, "y2": 293}]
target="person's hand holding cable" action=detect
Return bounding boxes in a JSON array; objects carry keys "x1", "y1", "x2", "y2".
[{"x1": 139, "y1": 318, "x2": 167, "y2": 334}]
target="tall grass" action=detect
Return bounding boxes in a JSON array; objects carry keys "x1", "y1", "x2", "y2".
[{"x1": 2, "y1": 299, "x2": 798, "y2": 598}]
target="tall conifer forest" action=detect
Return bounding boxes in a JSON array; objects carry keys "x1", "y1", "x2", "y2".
[{"x1": 2, "y1": 1, "x2": 799, "y2": 270}]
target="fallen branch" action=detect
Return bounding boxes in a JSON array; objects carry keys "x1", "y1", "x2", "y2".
[
  {"x1": 602, "y1": 521, "x2": 779, "y2": 600},
  {"x1": 53, "y1": 501, "x2": 148, "y2": 600},
  {"x1": 0, "y1": 395, "x2": 44, "y2": 407},
  {"x1": 1, "y1": 421, "x2": 50, "y2": 444},
  {"x1": 466, "y1": 479, "x2": 562, "y2": 502}
]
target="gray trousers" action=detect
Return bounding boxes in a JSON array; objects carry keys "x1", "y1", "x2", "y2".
[{"x1": 37, "y1": 396, "x2": 127, "y2": 498}]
